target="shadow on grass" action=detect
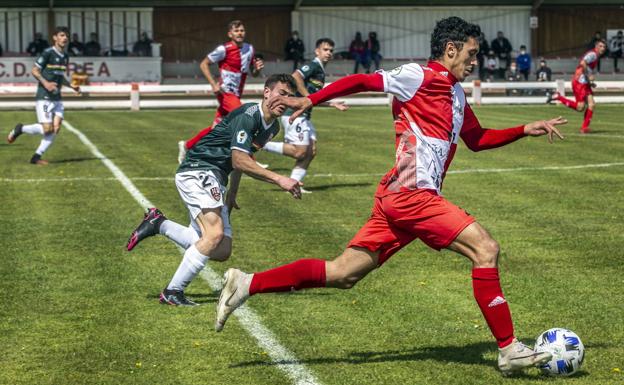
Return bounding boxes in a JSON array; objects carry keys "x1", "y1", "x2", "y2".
[
  {"x1": 145, "y1": 291, "x2": 219, "y2": 304},
  {"x1": 272, "y1": 182, "x2": 373, "y2": 193},
  {"x1": 231, "y1": 342, "x2": 497, "y2": 368},
  {"x1": 49, "y1": 156, "x2": 102, "y2": 164}
]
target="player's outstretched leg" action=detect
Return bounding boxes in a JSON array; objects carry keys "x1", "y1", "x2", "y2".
[
  {"x1": 160, "y1": 287, "x2": 199, "y2": 307},
  {"x1": 7, "y1": 123, "x2": 23, "y2": 143},
  {"x1": 498, "y1": 339, "x2": 552, "y2": 376},
  {"x1": 126, "y1": 208, "x2": 167, "y2": 251}
]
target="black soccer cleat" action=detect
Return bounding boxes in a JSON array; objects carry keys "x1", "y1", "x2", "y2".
[
  {"x1": 30, "y1": 153, "x2": 49, "y2": 166},
  {"x1": 7, "y1": 123, "x2": 23, "y2": 143},
  {"x1": 126, "y1": 207, "x2": 167, "y2": 251},
  {"x1": 159, "y1": 289, "x2": 199, "y2": 307}
]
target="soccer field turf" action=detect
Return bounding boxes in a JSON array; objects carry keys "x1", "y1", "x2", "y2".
[{"x1": 1, "y1": 105, "x2": 622, "y2": 385}]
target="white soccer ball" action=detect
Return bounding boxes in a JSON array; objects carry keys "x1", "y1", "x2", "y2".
[{"x1": 535, "y1": 328, "x2": 585, "y2": 376}]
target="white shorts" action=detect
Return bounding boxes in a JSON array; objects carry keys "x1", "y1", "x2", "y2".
[
  {"x1": 280, "y1": 116, "x2": 316, "y2": 146},
  {"x1": 175, "y1": 170, "x2": 232, "y2": 238},
  {"x1": 36, "y1": 100, "x2": 64, "y2": 124}
]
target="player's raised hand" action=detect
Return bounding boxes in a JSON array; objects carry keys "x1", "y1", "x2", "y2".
[
  {"x1": 330, "y1": 101, "x2": 349, "y2": 111},
  {"x1": 269, "y1": 96, "x2": 313, "y2": 123},
  {"x1": 254, "y1": 58, "x2": 264, "y2": 71},
  {"x1": 276, "y1": 175, "x2": 303, "y2": 199},
  {"x1": 44, "y1": 80, "x2": 58, "y2": 93},
  {"x1": 524, "y1": 116, "x2": 567, "y2": 143}
]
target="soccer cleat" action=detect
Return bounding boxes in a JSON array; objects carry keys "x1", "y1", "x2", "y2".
[
  {"x1": 7, "y1": 123, "x2": 23, "y2": 143},
  {"x1": 215, "y1": 268, "x2": 253, "y2": 332},
  {"x1": 159, "y1": 288, "x2": 199, "y2": 306},
  {"x1": 177, "y1": 140, "x2": 187, "y2": 164},
  {"x1": 580, "y1": 127, "x2": 591, "y2": 134},
  {"x1": 30, "y1": 153, "x2": 48, "y2": 166},
  {"x1": 300, "y1": 187, "x2": 312, "y2": 194},
  {"x1": 126, "y1": 208, "x2": 167, "y2": 251},
  {"x1": 497, "y1": 338, "x2": 552, "y2": 376},
  {"x1": 255, "y1": 161, "x2": 269, "y2": 169}
]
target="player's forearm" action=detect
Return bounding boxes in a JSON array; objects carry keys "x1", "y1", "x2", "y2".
[
  {"x1": 308, "y1": 73, "x2": 383, "y2": 105},
  {"x1": 31, "y1": 67, "x2": 45, "y2": 84},
  {"x1": 293, "y1": 72, "x2": 309, "y2": 97},
  {"x1": 463, "y1": 125, "x2": 526, "y2": 152},
  {"x1": 200, "y1": 60, "x2": 218, "y2": 88},
  {"x1": 233, "y1": 154, "x2": 281, "y2": 184},
  {"x1": 228, "y1": 169, "x2": 242, "y2": 197}
]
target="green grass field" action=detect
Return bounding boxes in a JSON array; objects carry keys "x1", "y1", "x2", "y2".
[{"x1": 1, "y1": 105, "x2": 622, "y2": 385}]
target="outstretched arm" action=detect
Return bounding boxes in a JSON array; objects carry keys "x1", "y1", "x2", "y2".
[
  {"x1": 270, "y1": 73, "x2": 383, "y2": 122},
  {"x1": 231, "y1": 150, "x2": 302, "y2": 199},
  {"x1": 461, "y1": 105, "x2": 566, "y2": 152}
]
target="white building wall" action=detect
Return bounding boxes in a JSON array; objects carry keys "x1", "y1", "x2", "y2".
[{"x1": 293, "y1": 6, "x2": 531, "y2": 59}]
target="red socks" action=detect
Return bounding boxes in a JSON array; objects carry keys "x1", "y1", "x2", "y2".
[
  {"x1": 249, "y1": 259, "x2": 326, "y2": 295},
  {"x1": 472, "y1": 268, "x2": 515, "y2": 348},
  {"x1": 185, "y1": 126, "x2": 213, "y2": 150},
  {"x1": 556, "y1": 94, "x2": 578, "y2": 110},
  {"x1": 582, "y1": 109, "x2": 594, "y2": 130}
]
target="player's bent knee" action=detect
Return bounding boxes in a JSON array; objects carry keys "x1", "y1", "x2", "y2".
[
  {"x1": 42, "y1": 123, "x2": 54, "y2": 134},
  {"x1": 293, "y1": 148, "x2": 308, "y2": 160},
  {"x1": 474, "y1": 239, "x2": 500, "y2": 267},
  {"x1": 334, "y1": 274, "x2": 362, "y2": 289},
  {"x1": 195, "y1": 231, "x2": 224, "y2": 255}
]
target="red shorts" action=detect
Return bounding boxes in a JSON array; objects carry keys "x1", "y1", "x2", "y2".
[
  {"x1": 572, "y1": 80, "x2": 592, "y2": 103},
  {"x1": 214, "y1": 92, "x2": 242, "y2": 124},
  {"x1": 348, "y1": 189, "x2": 475, "y2": 265}
]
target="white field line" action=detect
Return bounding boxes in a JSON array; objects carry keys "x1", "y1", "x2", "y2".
[
  {"x1": 3, "y1": 161, "x2": 624, "y2": 184},
  {"x1": 62, "y1": 120, "x2": 322, "y2": 385}
]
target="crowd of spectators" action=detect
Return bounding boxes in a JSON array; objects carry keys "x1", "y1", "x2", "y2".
[{"x1": 349, "y1": 31, "x2": 381, "y2": 74}]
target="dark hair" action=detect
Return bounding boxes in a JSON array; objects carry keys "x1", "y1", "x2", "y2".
[
  {"x1": 595, "y1": 38, "x2": 607, "y2": 45},
  {"x1": 265, "y1": 73, "x2": 296, "y2": 92},
  {"x1": 54, "y1": 26, "x2": 69, "y2": 36},
  {"x1": 315, "y1": 38, "x2": 335, "y2": 48},
  {"x1": 228, "y1": 20, "x2": 244, "y2": 31},
  {"x1": 430, "y1": 16, "x2": 481, "y2": 60}
]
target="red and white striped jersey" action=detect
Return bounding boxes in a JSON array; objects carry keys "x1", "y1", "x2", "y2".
[
  {"x1": 207, "y1": 41, "x2": 255, "y2": 96},
  {"x1": 574, "y1": 48, "x2": 599, "y2": 84}
]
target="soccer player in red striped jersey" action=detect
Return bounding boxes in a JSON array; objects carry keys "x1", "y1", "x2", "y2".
[
  {"x1": 548, "y1": 39, "x2": 606, "y2": 133},
  {"x1": 177, "y1": 20, "x2": 264, "y2": 162},
  {"x1": 215, "y1": 17, "x2": 567, "y2": 375}
]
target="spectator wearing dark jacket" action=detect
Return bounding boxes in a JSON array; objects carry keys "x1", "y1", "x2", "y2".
[
  {"x1": 284, "y1": 31, "x2": 305, "y2": 71},
  {"x1": 68, "y1": 33, "x2": 85, "y2": 56},
  {"x1": 477, "y1": 32, "x2": 490, "y2": 80},
  {"x1": 491, "y1": 31, "x2": 512, "y2": 78},
  {"x1": 365, "y1": 32, "x2": 382, "y2": 72},
  {"x1": 0, "y1": 42, "x2": 3, "y2": 57},
  {"x1": 133, "y1": 32, "x2": 153, "y2": 57},
  {"x1": 84, "y1": 33, "x2": 102, "y2": 56},
  {"x1": 26, "y1": 32, "x2": 49, "y2": 56},
  {"x1": 536, "y1": 59, "x2": 552, "y2": 82},
  {"x1": 349, "y1": 32, "x2": 367, "y2": 74}
]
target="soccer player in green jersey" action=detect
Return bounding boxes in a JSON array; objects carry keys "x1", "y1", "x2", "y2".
[
  {"x1": 126, "y1": 74, "x2": 302, "y2": 306},
  {"x1": 7, "y1": 26, "x2": 80, "y2": 165},
  {"x1": 263, "y1": 38, "x2": 348, "y2": 192}
]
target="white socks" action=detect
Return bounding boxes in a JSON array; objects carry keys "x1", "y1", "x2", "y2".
[
  {"x1": 263, "y1": 141, "x2": 284, "y2": 154},
  {"x1": 22, "y1": 123, "x2": 44, "y2": 135},
  {"x1": 167, "y1": 244, "x2": 209, "y2": 291},
  {"x1": 35, "y1": 133, "x2": 56, "y2": 155},
  {"x1": 159, "y1": 219, "x2": 200, "y2": 249},
  {"x1": 290, "y1": 166, "x2": 307, "y2": 182}
]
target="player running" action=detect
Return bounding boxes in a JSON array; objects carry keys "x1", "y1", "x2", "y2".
[
  {"x1": 6, "y1": 26, "x2": 80, "y2": 165},
  {"x1": 126, "y1": 74, "x2": 302, "y2": 306},
  {"x1": 177, "y1": 20, "x2": 264, "y2": 163},
  {"x1": 262, "y1": 38, "x2": 348, "y2": 191},
  {"x1": 547, "y1": 39, "x2": 606, "y2": 133},
  {"x1": 215, "y1": 17, "x2": 567, "y2": 375}
]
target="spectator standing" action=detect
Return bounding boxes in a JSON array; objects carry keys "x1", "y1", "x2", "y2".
[
  {"x1": 27, "y1": 32, "x2": 49, "y2": 56},
  {"x1": 587, "y1": 31, "x2": 602, "y2": 72},
  {"x1": 349, "y1": 32, "x2": 367, "y2": 74},
  {"x1": 68, "y1": 33, "x2": 84, "y2": 56},
  {"x1": 133, "y1": 31, "x2": 153, "y2": 57},
  {"x1": 516, "y1": 45, "x2": 531, "y2": 81},
  {"x1": 284, "y1": 31, "x2": 305, "y2": 71},
  {"x1": 491, "y1": 31, "x2": 512, "y2": 79},
  {"x1": 536, "y1": 59, "x2": 552, "y2": 82},
  {"x1": 84, "y1": 33, "x2": 101, "y2": 56},
  {"x1": 609, "y1": 30, "x2": 623, "y2": 72},
  {"x1": 365, "y1": 32, "x2": 382, "y2": 72},
  {"x1": 477, "y1": 32, "x2": 490, "y2": 80},
  {"x1": 485, "y1": 50, "x2": 498, "y2": 81}
]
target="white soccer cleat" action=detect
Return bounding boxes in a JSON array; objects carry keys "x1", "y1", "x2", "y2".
[
  {"x1": 300, "y1": 187, "x2": 312, "y2": 194},
  {"x1": 177, "y1": 140, "x2": 187, "y2": 164},
  {"x1": 498, "y1": 338, "x2": 552, "y2": 376},
  {"x1": 215, "y1": 268, "x2": 252, "y2": 332},
  {"x1": 255, "y1": 161, "x2": 269, "y2": 169}
]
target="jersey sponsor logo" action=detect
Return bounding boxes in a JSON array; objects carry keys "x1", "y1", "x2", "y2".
[
  {"x1": 236, "y1": 130, "x2": 248, "y2": 144},
  {"x1": 210, "y1": 186, "x2": 222, "y2": 201}
]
